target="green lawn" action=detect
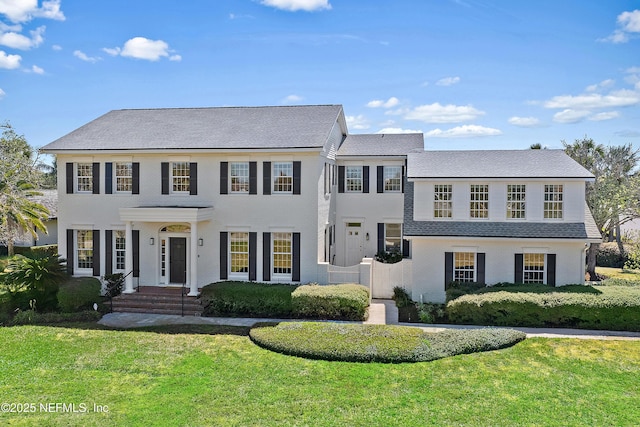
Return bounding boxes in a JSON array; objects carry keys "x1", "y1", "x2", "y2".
[
  {"x1": 0, "y1": 324, "x2": 638, "y2": 426},
  {"x1": 596, "y1": 266, "x2": 640, "y2": 281}
]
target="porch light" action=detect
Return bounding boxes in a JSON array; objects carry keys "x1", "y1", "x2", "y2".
[
  {"x1": 198, "y1": 238, "x2": 204, "y2": 246},
  {"x1": 149, "y1": 237, "x2": 155, "y2": 245}
]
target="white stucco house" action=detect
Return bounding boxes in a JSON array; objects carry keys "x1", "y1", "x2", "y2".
[{"x1": 41, "y1": 105, "x2": 601, "y2": 302}]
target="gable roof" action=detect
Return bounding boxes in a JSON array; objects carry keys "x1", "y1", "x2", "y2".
[
  {"x1": 407, "y1": 149, "x2": 594, "y2": 179},
  {"x1": 337, "y1": 133, "x2": 424, "y2": 157},
  {"x1": 41, "y1": 105, "x2": 345, "y2": 152}
]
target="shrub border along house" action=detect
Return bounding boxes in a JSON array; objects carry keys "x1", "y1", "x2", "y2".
[{"x1": 291, "y1": 283, "x2": 369, "y2": 321}]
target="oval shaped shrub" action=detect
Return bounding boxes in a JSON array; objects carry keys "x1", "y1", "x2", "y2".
[{"x1": 249, "y1": 322, "x2": 525, "y2": 363}]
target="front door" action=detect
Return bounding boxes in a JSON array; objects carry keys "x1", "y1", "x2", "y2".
[
  {"x1": 169, "y1": 237, "x2": 187, "y2": 284},
  {"x1": 345, "y1": 223, "x2": 363, "y2": 266}
]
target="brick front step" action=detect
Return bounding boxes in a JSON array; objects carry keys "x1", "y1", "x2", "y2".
[{"x1": 110, "y1": 288, "x2": 203, "y2": 316}]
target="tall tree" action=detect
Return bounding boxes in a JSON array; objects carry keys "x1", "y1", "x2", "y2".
[{"x1": 0, "y1": 122, "x2": 50, "y2": 255}]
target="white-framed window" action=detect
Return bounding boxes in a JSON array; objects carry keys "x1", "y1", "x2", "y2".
[
  {"x1": 384, "y1": 166, "x2": 402, "y2": 192},
  {"x1": 470, "y1": 184, "x2": 489, "y2": 218},
  {"x1": 385, "y1": 223, "x2": 402, "y2": 252},
  {"x1": 230, "y1": 232, "x2": 249, "y2": 274},
  {"x1": 507, "y1": 184, "x2": 526, "y2": 219},
  {"x1": 76, "y1": 230, "x2": 93, "y2": 270},
  {"x1": 172, "y1": 162, "x2": 190, "y2": 193},
  {"x1": 544, "y1": 184, "x2": 563, "y2": 219},
  {"x1": 434, "y1": 184, "x2": 452, "y2": 218},
  {"x1": 454, "y1": 252, "x2": 475, "y2": 282},
  {"x1": 273, "y1": 162, "x2": 293, "y2": 193},
  {"x1": 115, "y1": 162, "x2": 132, "y2": 193},
  {"x1": 523, "y1": 253, "x2": 545, "y2": 283},
  {"x1": 272, "y1": 232, "x2": 292, "y2": 276},
  {"x1": 114, "y1": 230, "x2": 126, "y2": 271},
  {"x1": 76, "y1": 163, "x2": 93, "y2": 193},
  {"x1": 230, "y1": 162, "x2": 249, "y2": 193},
  {"x1": 346, "y1": 166, "x2": 363, "y2": 192}
]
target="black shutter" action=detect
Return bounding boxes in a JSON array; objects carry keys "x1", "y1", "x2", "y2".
[
  {"x1": 377, "y1": 166, "x2": 384, "y2": 193},
  {"x1": 66, "y1": 229, "x2": 74, "y2": 274},
  {"x1": 105, "y1": 230, "x2": 113, "y2": 275},
  {"x1": 66, "y1": 163, "x2": 74, "y2": 194},
  {"x1": 402, "y1": 239, "x2": 410, "y2": 258},
  {"x1": 132, "y1": 162, "x2": 140, "y2": 194},
  {"x1": 105, "y1": 162, "x2": 113, "y2": 194},
  {"x1": 220, "y1": 232, "x2": 228, "y2": 280},
  {"x1": 161, "y1": 162, "x2": 169, "y2": 195},
  {"x1": 132, "y1": 230, "x2": 140, "y2": 277},
  {"x1": 292, "y1": 232, "x2": 301, "y2": 281},
  {"x1": 249, "y1": 162, "x2": 257, "y2": 195},
  {"x1": 363, "y1": 166, "x2": 369, "y2": 194},
  {"x1": 189, "y1": 162, "x2": 198, "y2": 195},
  {"x1": 263, "y1": 232, "x2": 271, "y2": 281},
  {"x1": 92, "y1": 162, "x2": 100, "y2": 194},
  {"x1": 445, "y1": 252, "x2": 454, "y2": 287},
  {"x1": 92, "y1": 230, "x2": 100, "y2": 276},
  {"x1": 401, "y1": 166, "x2": 405, "y2": 193},
  {"x1": 515, "y1": 253, "x2": 524, "y2": 284},
  {"x1": 249, "y1": 232, "x2": 257, "y2": 281},
  {"x1": 338, "y1": 166, "x2": 345, "y2": 193},
  {"x1": 547, "y1": 254, "x2": 556, "y2": 286},
  {"x1": 263, "y1": 162, "x2": 271, "y2": 195},
  {"x1": 220, "y1": 162, "x2": 228, "y2": 195},
  {"x1": 293, "y1": 161, "x2": 301, "y2": 195},
  {"x1": 377, "y1": 223, "x2": 385, "y2": 253},
  {"x1": 477, "y1": 252, "x2": 486, "y2": 284}
]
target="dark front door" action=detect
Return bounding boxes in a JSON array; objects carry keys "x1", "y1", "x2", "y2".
[{"x1": 169, "y1": 237, "x2": 187, "y2": 284}]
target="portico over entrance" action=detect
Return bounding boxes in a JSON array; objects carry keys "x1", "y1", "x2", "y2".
[{"x1": 119, "y1": 206, "x2": 214, "y2": 296}]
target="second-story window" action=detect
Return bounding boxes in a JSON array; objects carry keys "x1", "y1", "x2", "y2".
[
  {"x1": 544, "y1": 184, "x2": 563, "y2": 219},
  {"x1": 172, "y1": 162, "x2": 190, "y2": 193},
  {"x1": 434, "y1": 184, "x2": 452, "y2": 218},
  {"x1": 470, "y1": 184, "x2": 489, "y2": 219},
  {"x1": 115, "y1": 162, "x2": 132, "y2": 193},
  {"x1": 384, "y1": 166, "x2": 402, "y2": 192},
  {"x1": 230, "y1": 162, "x2": 249, "y2": 193},
  {"x1": 346, "y1": 166, "x2": 362, "y2": 192},
  {"x1": 76, "y1": 163, "x2": 93, "y2": 193},
  {"x1": 273, "y1": 162, "x2": 293, "y2": 193},
  {"x1": 507, "y1": 184, "x2": 526, "y2": 219}
]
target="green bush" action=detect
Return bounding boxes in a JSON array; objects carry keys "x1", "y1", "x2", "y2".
[
  {"x1": 623, "y1": 250, "x2": 640, "y2": 270},
  {"x1": 601, "y1": 277, "x2": 640, "y2": 286},
  {"x1": 57, "y1": 277, "x2": 102, "y2": 313},
  {"x1": 596, "y1": 242, "x2": 627, "y2": 268},
  {"x1": 200, "y1": 281, "x2": 296, "y2": 318},
  {"x1": 12, "y1": 309, "x2": 101, "y2": 325},
  {"x1": 446, "y1": 281, "x2": 487, "y2": 302},
  {"x1": 416, "y1": 302, "x2": 447, "y2": 323},
  {"x1": 291, "y1": 283, "x2": 369, "y2": 321},
  {"x1": 29, "y1": 245, "x2": 59, "y2": 258},
  {"x1": 392, "y1": 286, "x2": 412, "y2": 308},
  {"x1": 249, "y1": 322, "x2": 526, "y2": 363},
  {"x1": 446, "y1": 286, "x2": 640, "y2": 331},
  {"x1": 375, "y1": 250, "x2": 403, "y2": 264}
]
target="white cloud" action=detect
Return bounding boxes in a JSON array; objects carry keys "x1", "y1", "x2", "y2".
[
  {"x1": 0, "y1": 25, "x2": 44, "y2": 50},
  {"x1": 543, "y1": 89, "x2": 640, "y2": 109},
  {"x1": 0, "y1": 0, "x2": 64, "y2": 23},
  {"x1": 436, "y1": 76, "x2": 460, "y2": 86},
  {"x1": 377, "y1": 127, "x2": 423, "y2": 134},
  {"x1": 260, "y1": 0, "x2": 331, "y2": 12},
  {"x1": 73, "y1": 50, "x2": 101, "y2": 63},
  {"x1": 102, "y1": 47, "x2": 120, "y2": 56},
  {"x1": 586, "y1": 79, "x2": 614, "y2": 92},
  {"x1": 282, "y1": 94, "x2": 304, "y2": 104},
  {"x1": 405, "y1": 102, "x2": 485, "y2": 123},
  {"x1": 106, "y1": 37, "x2": 181, "y2": 62},
  {"x1": 508, "y1": 116, "x2": 541, "y2": 127},
  {"x1": 0, "y1": 87, "x2": 5, "y2": 99},
  {"x1": 552, "y1": 109, "x2": 591, "y2": 124},
  {"x1": 0, "y1": 50, "x2": 21, "y2": 69},
  {"x1": 600, "y1": 9, "x2": 640, "y2": 43},
  {"x1": 589, "y1": 111, "x2": 620, "y2": 121},
  {"x1": 345, "y1": 114, "x2": 370, "y2": 130},
  {"x1": 34, "y1": 0, "x2": 65, "y2": 21},
  {"x1": 169, "y1": 54, "x2": 181, "y2": 61},
  {"x1": 424, "y1": 125, "x2": 502, "y2": 138},
  {"x1": 51, "y1": 44, "x2": 61, "y2": 50},
  {"x1": 366, "y1": 97, "x2": 399, "y2": 108},
  {"x1": 30, "y1": 64, "x2": 43, "y2": 74}
]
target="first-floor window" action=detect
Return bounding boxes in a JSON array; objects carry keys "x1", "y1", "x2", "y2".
[
  {"x1": 114, "y1": 230, "x2": 126, "y2": 271},
  {"x1": 385, "y1": 223, "x2": 402, "y2": 252},
  {"x1": 76, "y1": 230, "x2": 93, "y2": 269},
  {"x1": 273, "y1": 232, "x2": 292, "y2": 275},
  {"x1": 230, "y1": 232, "x2": 249, "y2": 273},
  {"x1": 523, "y1": 253, "x2": 545, "y2": 284},
  {"x1": 454, "y1": 252, "x2": 475, "y2": 282}
]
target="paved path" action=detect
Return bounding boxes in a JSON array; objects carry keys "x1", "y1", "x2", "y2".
[{"x1": 98, "y1": 299, "x2": 640, "y2": 340}]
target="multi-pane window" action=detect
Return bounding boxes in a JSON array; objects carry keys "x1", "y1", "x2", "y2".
[
  {"x1": 115, "y1": 162, "x2": 132, "y2": 193},
  {"x1": 230, "y1": 232, "x2": 249, "y2": 274},
  {"x1": 434, "y1": 184, "x2": 452, "y2": 218},
  {"x1": 384, "y1": 166, "x2": 402, "y2": 192},
  {"x1": 544, "y1": 184, "x2": 563, "y2": 219},
  {"x1": 454, "y1": 252, "x2": 475, "y2": 282},
  {"x1": 507, "y1": 184, "x2": 526, "y2": 219},
  {"x1": 76, "y1": 163, "x2": 93, "y2": 192},
  {"x1": 273, "y1": 232, "x2": 292, "y2": 275},
  {"x1": 385, "y1": 223, "x2": 402, "y2": 252},
  {"x1": 346, "y1": 166, "x2": 363, "y2": 192},
  {"x1": 230, "y1": 162, "x2": 249, "y2": 193},
  {"x1": 523, "y1": 253, "x2": 545, "y2": 284},
  {"x1": 172, "y1": 162, "x2": 190, "y2": 193},
  {"x1": 76, "y1": 230, "x2": 93, "y2": 269},
  {"x1": 114, "y1": 230, "x2": 126, "y2": 271},
  {"x1": 470, "y1": 184, "x2": 489, "y2": 218},
  {"x1": 273, "y1": 162, "x2": 293, "y2": 193}
]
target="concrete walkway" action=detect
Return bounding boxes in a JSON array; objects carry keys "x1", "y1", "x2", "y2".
[{"x1": 98, "y1": 298, "x2": 640, "y2": 340}]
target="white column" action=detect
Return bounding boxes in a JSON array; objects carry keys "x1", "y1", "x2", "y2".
[
  {"x1": 123, "y1": 221, "x2": 134, "y2": 293},
  {"x1": 189, "y1": 221, "x2": 198, "y2": 296}
]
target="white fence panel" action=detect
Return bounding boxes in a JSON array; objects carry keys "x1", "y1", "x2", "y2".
[
  {"x1": 371, "y1": 259, "x2": 412, "y2": 299},
  {"x1": 327, "y1": 264, "x2": 361, "y2": 284}
]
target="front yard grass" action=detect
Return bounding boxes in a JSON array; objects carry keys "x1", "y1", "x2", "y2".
[{"x1": 0, "y1": 323, "x2": 638, "y2": 426}]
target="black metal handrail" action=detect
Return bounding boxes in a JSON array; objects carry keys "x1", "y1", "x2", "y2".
[{"x1": 181, "y1": 271, "x2": 187, "y2": 317}]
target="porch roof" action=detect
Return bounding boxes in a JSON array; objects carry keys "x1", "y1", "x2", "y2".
[{"x1": 119, "y1": 206, "x2": 214, "y2": 222}]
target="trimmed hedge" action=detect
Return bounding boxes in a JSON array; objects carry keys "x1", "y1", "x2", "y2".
[
  {"x1": 11, "y1": 309, "x2": 102, "y2": 325},
  {"x1": 596, "y1": 242, "x2": 627, "y2": 268},
  {"x1": 250, "y1": 322, "x2": 526, "y2": 363},
  {"x1": 200, "y1": 281, "x2": 296, "y2": 318},
  {"x1": 447, "y1": 286, "x2": 640, "y2": 331},
  {"x1": 291, "y1": 283, "x2": 369, "y2": 321},
  {"x1": 57, "y1": 277, "x2": 102, "y2": 313}
]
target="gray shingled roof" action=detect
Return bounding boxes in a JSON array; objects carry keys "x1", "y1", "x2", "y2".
[
  {"x1": 29, "y1": 189, "x2": 57, "y2": 219},
  {"x1": 41, "y1": 105, "x2": 344, "y2": 151},
  {"x1": 403, "y1": 181, "x2": 601, "y2": 240},
  {"x1": 337, "y1": 133, "x2": 424, "y2": 157},
  {"x1": 407, "y1": 149, "x2": 594, "y2": 179}
]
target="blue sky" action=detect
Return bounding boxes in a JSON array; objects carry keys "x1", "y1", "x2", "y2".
[{"x1": 1, "y1": 0, "x2": 639, "y2": 152}]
